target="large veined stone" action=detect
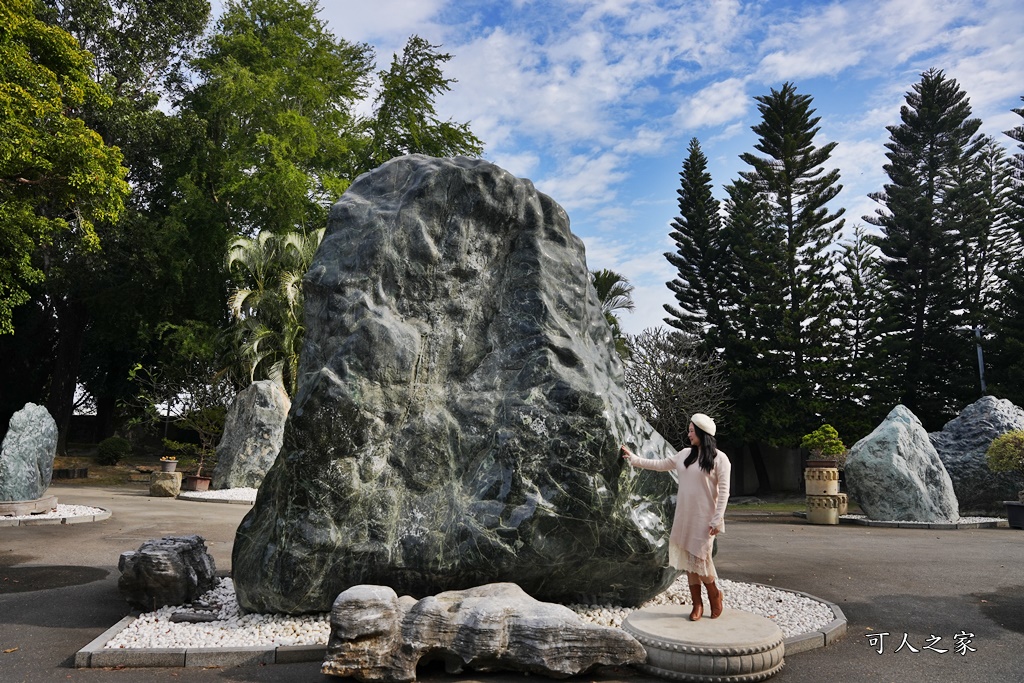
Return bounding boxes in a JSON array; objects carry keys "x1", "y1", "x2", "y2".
[
  {"x1": 321, "y1": 583, "x2": 646, "y2": 681},
  {"x1": 212, "y1": 380, "x2": 290, "y2": 490},
  {"x1": 232, "y1": 155, "x2": 679, "y2": 614},
  {"x1": 0, "y1": 403, "x2": 57, "y2": 501},
  {"x1": 845, "y1": 405, "x2": 960, "y2": 523},
  {"x1": 117, "y1": 535, "x2": 217, "y2": 611},
  {"x1": 929, "y1": 396, "x2": 1024, "y2": 512}
]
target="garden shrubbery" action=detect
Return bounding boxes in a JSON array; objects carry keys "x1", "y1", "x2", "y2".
[{"x1": 96, "y1": 435, "x2": 132, "y2": 466}]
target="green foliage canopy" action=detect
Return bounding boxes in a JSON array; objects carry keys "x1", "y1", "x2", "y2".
[{"x1": 0, "y1": 0, "x2": 128, "y2": 333}]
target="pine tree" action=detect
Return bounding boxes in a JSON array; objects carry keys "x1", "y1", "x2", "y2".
[
  {"x1": 822, "y1": 225, "x2": 883, "y2": 440},
  {"x1": 990, "y1": 98, "x2": 1024, "y2": 404},
  {"x1": 732, "y1": 82, "x2": 845, "y2": 442},
  {"x1": 865, "y1": 68, "x2": 984, "y2": 428},
  {"x1": 664, "y1": 138, "x2": 723, "y2": 339}
]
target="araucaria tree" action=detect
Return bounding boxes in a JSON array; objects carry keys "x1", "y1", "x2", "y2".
[
  {"x1": 865, "y1": 68, "x2": 985, "y2": 429},
  {"x1": 989, "y1": 98, "x2": 1024, "y2": 405},
  {"x1": 730, "y1": 82, "x2": 845, "y2": 443},
  {"x1": 664, "y1": 138, "x2": 724, "y2": 340}
]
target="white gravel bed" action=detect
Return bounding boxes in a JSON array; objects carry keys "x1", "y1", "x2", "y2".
[
  {"x1": 105, "y1": 578, "x2": 330, "y2": 649},
  {"x1": 2, "y1": 504, "x2": 105, "y2": 521},
  {"x1": 841, "y1": 514, "x2": 1004, "y2": 525},
  {"x1": 176, "y1": 487, "x2": 258, "y2": 503},
  {"x1": 567, "y1": 576, "x2": 835, "y2": 638},
  {"x1": 104, "y1": 575, "x2": 834, "y2": 649}
]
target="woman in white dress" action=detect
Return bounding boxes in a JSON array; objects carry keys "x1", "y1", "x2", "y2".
[{"x1": 621, "y1": 413, "x2": 731, "y2": 620}]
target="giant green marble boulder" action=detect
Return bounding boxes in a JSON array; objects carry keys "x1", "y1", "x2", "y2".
[{"x1": 232, "y1": 155, "x2": 679, "y2": 614}]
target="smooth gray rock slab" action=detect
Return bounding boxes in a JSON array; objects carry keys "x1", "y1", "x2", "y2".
[
  {"x1": 232, "y1": 155, "x2": 679, "y2": 614},
  {"x1": 212, "y1": 380, "x2": 290, "y2": 490},
  {"x1": 846, "y1": 405, "x2": 959, "y2": 523},
  {"x1": 321, "y1": 583, "x2": 646, "y2": 681},
  {"x1": 118, "y1": 535, "x2": 217, "y2": 611},
  {"x1": 929, "y1": 396, "x2": 1024, "y2": 512},
  {"x1": 0, "y1": 403, "x2": 57, "y2": 501}
]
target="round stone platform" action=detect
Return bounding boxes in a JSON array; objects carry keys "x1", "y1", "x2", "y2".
[{"x1": 622, "y1": 605, "x2": 785, "y2": 682}]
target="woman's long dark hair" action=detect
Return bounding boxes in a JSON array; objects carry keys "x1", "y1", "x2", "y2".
[{"x1": 683, "y1": 423, "x2": 718, "y2": 473}]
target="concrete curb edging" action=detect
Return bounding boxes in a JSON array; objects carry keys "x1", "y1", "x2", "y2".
[
  {"x1": 758, "y1": 583, "x2": 847, "y2": 655},
  {"x1": 74, "y1": 583, "x2": 847, "y2": 669},
  {"x1": 0, "y1": 506, "x2": 111, "y2": 527},
  {"x1": 175, "y1": 494, "x2": 255, "y2": 505},
  {"x1": 792, "y1": 511, "x2": 1007, "y2": 529}
]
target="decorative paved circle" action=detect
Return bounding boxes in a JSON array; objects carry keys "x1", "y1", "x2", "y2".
[{"x1": 622, "y1": 605, "x2": 785, "y2": 682}]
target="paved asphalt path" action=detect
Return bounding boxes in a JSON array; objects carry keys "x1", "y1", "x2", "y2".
[{"x1": 1, "y1": 484, "x2": 1021, "y2": 683}]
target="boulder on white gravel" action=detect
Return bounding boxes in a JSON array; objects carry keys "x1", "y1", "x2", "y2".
[{"x1": 845, "y1": 405, "x2": 959, "y2": 523}]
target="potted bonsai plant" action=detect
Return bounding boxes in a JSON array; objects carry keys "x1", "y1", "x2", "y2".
[
  {"x1": 985, "y1": 430, "x2": 1024, "y2": 529},
  {"x1": 800, "y1": 424, "x2": 847, "y2": 469}
]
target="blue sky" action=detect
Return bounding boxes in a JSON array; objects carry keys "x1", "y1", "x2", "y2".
[{"x1": 272, "y1": 0, "x2": 1022, "y2": 335}]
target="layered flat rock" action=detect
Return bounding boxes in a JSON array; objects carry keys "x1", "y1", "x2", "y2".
[
  {"x1": 322, "y1": 583, "x2": 646, "y2": 681},
  {"x1": 233, "y1": 155, "x2": 678, "y2": 614}
]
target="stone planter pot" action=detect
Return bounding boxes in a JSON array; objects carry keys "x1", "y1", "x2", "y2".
[
  {"x1": 160, "y1": 460, "x2": 177, "y2": 473},
  {"x1": 806, "y1": 494, "x2": 841, "y2": 525},
  {"x1": 182, "y1": 475, "x2": 211, "y2": 492},
  {"x1": 1004, "y1": 501, "x2": 1024, "y2": 529},
  {"x1": 805, "y1": 458, "x2": 839, "y2": 469},
  {"x1": 804, "y1": 466, "x2": 840, "y2": 495}
]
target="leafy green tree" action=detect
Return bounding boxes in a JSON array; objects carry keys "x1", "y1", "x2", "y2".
[
  {"x1": 734, "y1": 82, "x2": 845, "y2": 441},
  {"x1": 0, "y1": 0, "x2": 128, "y2": 335},
  {"x1": 362, "y1": 35, "x2": 484, "y2": 172},
  {"x1": 10, "y1": 0, "x2": 211, "y2": 452},
  {"x1": 590, "y1": 268, "x2": 635, "y2": 359},
  {"x1": 225, "y1": 228, "x2": 324, "y2": 395},
  {"x1": 664, "y1": 138, "x2": 725, "y2": 340},
  {"x1": 183, "y1": 0, "x2": 376, "y2": 238},
  {"x1": 865, "y1": 69, "x2": 984, "y2": 428}
]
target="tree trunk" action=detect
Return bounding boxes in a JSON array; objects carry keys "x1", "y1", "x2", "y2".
[
  {"x1": 94, "y1": 393, "x2": 117, "y2": 442},
  {"x1": 46, "y1": 298, "x2": 89, "y2": 456},
  {"x1": 748, "y1": 442, "x2": 772, "y2": 494}
]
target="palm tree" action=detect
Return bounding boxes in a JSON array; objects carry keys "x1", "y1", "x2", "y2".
[
  {"x1": 590, "y1": 268, "x2": 635, "y2": 359},
  {"x1": 225, "y1": 228, "x2": 324, "y2": 396}
]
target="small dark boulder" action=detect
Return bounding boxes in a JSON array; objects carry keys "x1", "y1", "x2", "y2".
[{"x1": 118, "y1": 535, "x2": 217, "y2": 611}]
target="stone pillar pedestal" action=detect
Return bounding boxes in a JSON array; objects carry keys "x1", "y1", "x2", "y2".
[
  {"x1": 806, "y1": 493, "x2": 847, "y2": 525},
  {"x1": 150, "y1": 472, "x2": 182, "y2": 497},
  {"x1": 805, "y1": 465, "x2": 846, "y2": 525},
  {"x1": 622, "y1": 605, "x2": 785, "y2": 682}
]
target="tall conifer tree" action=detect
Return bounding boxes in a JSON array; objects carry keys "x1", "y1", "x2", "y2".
[
  {"x1": 664, "y1": 138, "x2": 723, "y2": 340},
  {"x1": 731, "y1": 82, "x2": 845, "y2": 442},
  {"x1": 865, "y1": 68, "x2": 983, "y2": 428},
  {"x1": 990, "y1": 98, "x2": 1024, "y2": 404}
]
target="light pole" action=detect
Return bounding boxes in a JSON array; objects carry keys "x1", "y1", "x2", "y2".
[{"x1": 973, "y1": 325, "x2": 986, "y2": 394}]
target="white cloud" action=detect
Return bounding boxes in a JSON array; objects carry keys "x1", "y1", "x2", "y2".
[{"x1": 675, "y1": 78, "x2": 751, "y2": 130}]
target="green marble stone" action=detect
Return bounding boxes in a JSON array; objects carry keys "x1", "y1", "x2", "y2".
[{"x1": 232, "y1": 156, "x2": 681, "y2": 614}]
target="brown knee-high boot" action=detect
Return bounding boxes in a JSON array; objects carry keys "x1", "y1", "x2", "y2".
[
  {"x1": 705, "y1": 581, "x2": 723, "y2": 618},
  {"x1": 688, "y1": 583, "x2": 704, "y2": 621}
]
